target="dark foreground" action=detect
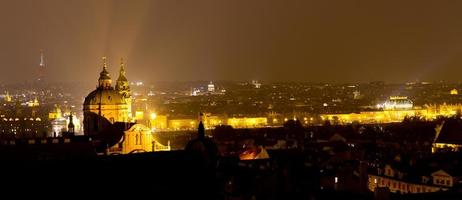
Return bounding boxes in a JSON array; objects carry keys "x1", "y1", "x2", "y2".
[{"x1": 1, "y1": 150, "x2": 462, "y2": 200}]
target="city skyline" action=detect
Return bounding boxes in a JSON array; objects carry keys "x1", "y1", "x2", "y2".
[
  {"x1": 4, "y1": 1, "x2": 462, "y2": 197},
  {"x1": 1, "y1": 0, "x2": 462, "y2": 83}
]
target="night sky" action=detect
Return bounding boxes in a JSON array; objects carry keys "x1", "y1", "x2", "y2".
[{"x1": 1, "y1": 0, "x2": 462, "y2": 83}]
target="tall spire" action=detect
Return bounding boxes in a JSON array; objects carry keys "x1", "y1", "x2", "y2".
[
  {"x1": 39, "y1": 49, "x2": 44, "y2": 67},
  {"x1": 119, "y1": 58, "x2": 126, "y2": 76},
  {"x1": 116, "y1": 57, "x2": 130, "y2": 96},
  {"x1": 198, "y1": 112, "x2": 205, "y2": 139},
  {"x1": 37, "y1": 49, "x2": 46, "y2": 82},
  {"x1": 68, "y1": 112, "x2": 75, "y2": 135},
  {"x1": 117, "y1": 57, "x2": 127, "y2": 82},
  {"x1": 98, "y1": 57, "x2": 112, "y2": 89},
  {"x1": 102, "y1": 56, "x2": 108, "y2": 71}
]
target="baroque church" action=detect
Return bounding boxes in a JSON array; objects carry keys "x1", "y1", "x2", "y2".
[{"x1": 83, "y1": 57, "x2": 154, "y2": 154}]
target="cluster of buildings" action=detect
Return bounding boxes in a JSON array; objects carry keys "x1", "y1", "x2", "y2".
[
  {"x1": 149, "y1": 113, "x2": 268, "y2": 131},
  {"x1": 190, "y1": 81, "x2": 226, "y2": 96},
  {"x1": 321, "y1": 96, "x2": 462, "y2": 124},
  {"x1": 368, "y1": 165, "x2": 457, "y2": 194}
]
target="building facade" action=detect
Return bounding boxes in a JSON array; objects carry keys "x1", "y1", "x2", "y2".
[
  {"x1": 368, "y1": 165, "x2": 455, "y2": 194},
  {"x1": 83, "y1": 57, "x2": 154, "y2": 154}
]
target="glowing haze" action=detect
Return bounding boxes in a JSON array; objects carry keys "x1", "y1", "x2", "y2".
[{"x1": 1, "y1": 0, "x2": 462, "y2": 83}]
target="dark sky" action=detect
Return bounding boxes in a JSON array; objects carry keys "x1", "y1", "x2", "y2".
[{"x1": 1, "y1": 0, "x2": 462, "y2": 84}]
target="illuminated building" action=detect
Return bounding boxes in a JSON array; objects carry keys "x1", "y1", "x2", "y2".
[
  {"x1": 149, "y1": 113, "x2": 167, "y2": 130},
  {"x1": 27, "y1": 97, "x2": 39, "y2": 107},
  {"x1": 48, "y1": 105, "x2": 62, "y2": 120},
  {"x1": 134, "y1": 111, "x2": 144, "y2": 121},
  {"x1": 379, "y1": 96, "x2": 413, "y2": 110},
  {"x1": 166, "y1": 116, "x2": 267, "y2": 130},
  {"x1": 191, "y1": 88, "x2": 200, "y2": 96},
  {"x1": 115, "y1": 58, "x2": 132, "y2": 117},
  {"x1": 208, "y1": 81, "x2": 215, "y2": 92},
  {"x1": 0, "y1": 116, "x2": 47, "y2": 137},
  {"x1": 251, "y1": 80, "x2": 261, "y2": 89},
  {"x1": 50, "y1": 113, "x2": 82, "y2": 137},
  {"x1": 227, "y1": 117, "x2": 267, "y2": 128},
  {"x1": 450, "y1": 89, "x2": 458, "y2": 95},
  {"x1": 83, "y1": 57, "x2": 154, "y2": 154},
  {"x1": 322, "y1": 103, "x2": 462, "y2": 125},
  {"x1": 203, "y1": 114, "x2": 224, "y2": 127},
  {"x1": 320, "y1": 96, "x2": 462, "y2": 124},
  {"x1": 168, "y1": 119, "x2": 198, "y2": 130},
  {"x1": 83, "y1": 57, "x2": 131, "y2": 129},
  {"x1": 368, "y1": 165, "x2": 454, "y2": 194},
  {"x1": 119, "y1": 124, "x2": 153, "y2": 154},
  {"x1": 51, "y1": 117, "x2": 67, "y2": 137},
  {"x1": 156, "y1": 114, "x2": 223, "y2": 131},
  {"x1": 321, "y1": 109, "x2": 426, "y2": 124}
]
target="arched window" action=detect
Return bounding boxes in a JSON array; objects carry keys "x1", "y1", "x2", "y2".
[
  {"x1": 135, "y1": 134, "x2": 139, "y2": 145},
  {"x1": 139, "y1": 133, "x2": 142, "y2": 145}
]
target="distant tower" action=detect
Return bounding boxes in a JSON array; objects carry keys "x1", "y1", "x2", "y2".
[
  {"x1": 116, "y1": 58, "x2": 132, "y2": 119},
  {"x1": 68, "y1": 113, "x2": 75, "y2": 135},
  {"x1": 208, "y1": 81, "x2": 215, "y2": 92},
  {"x1": 116, "y1": 58, "x2": 131, "y2": 97},
  {"x1": 184, "y1": 112, "x2": 218, "y2": 170},
  {"x1": 37, "y1": 49, "x2": 46, "y2": 82},
  {"x1": 198, "y1": 113, "x2": 205, "y2": 139}
]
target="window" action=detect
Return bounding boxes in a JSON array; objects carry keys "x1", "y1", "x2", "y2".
[{"x1": 446, "y1": 180, "x2": 450, "y2": 186}]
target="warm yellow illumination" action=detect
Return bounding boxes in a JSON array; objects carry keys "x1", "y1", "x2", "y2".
[
  {"x1": 321, "y1": 103, "x2": 462, "y2": 124},
  {"x1": 135, "y1": 111, "x2": 144, "y2": 120},
  {"x1": 150, "y1": 112, "x2": 157, "y2": 120},
  {"x1": 227, "y1": 117, "x2": 267, "y2": 128}
]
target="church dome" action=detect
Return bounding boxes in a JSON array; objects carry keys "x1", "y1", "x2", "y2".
[
  {"x1": 84, "y1": 89, "x2": 126, "y2": 106},
  {"x1": 99, "y1": 68, "x2": 111, "y2": 81}
]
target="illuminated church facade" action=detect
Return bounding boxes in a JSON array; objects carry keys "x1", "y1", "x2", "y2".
[{"x1": 83, "y1": 57, "x2": 154, "y2": 154}]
